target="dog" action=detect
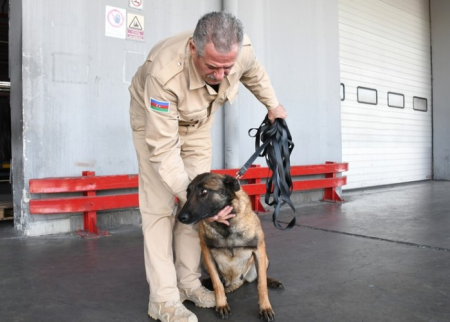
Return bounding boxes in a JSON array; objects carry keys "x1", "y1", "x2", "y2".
[{"x1": 177, "y1": 172, "x2": 283, "y2": 321}]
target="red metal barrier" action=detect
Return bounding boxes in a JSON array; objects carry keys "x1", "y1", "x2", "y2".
[
  {"x1": 29, "y1": 162, "x2": 348, "y2": 237},
  {"x1": 29, "y1": 172, "x2": 140, "y2": 238}
]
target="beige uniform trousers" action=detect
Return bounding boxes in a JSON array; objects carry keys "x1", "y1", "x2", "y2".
[{"x1": 131, "y1": 105, "x2": 214, "y2": 303}]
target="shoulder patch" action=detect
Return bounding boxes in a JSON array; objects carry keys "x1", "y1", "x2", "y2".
[{"x1": 150, "y1": 98, "x2": 170, "y2": 113}]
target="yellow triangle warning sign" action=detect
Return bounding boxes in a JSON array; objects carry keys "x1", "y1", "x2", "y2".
[{"x1": 129, "y1": 16, "x2": 142, "y2": 30}]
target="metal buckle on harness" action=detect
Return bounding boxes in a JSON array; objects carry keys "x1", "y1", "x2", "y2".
[{"x1": 236, "y1": 166, "x2": 247, "y2": 180}]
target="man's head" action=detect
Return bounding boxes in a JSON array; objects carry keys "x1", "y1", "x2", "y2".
[{"x1": 190, "y1": 12, "x2": 244, "y2": 85}]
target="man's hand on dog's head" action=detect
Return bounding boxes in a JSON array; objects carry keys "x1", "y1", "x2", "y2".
[{"x1": 205, "y1": 205, "x2": 235, "y2": 226}]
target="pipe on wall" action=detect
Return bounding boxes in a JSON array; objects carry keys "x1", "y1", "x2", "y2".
[{"x1": 222, "y1": 0, "x2": 240, "y2": 169}]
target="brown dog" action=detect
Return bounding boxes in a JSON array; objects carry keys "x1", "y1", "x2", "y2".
[{"x1": 177, "y1": 172, "x2": 283, "y2": 321}]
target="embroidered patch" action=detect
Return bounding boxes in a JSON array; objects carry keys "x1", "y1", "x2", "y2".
[{"x1": 150, "y1": 98, "x2": 170, "y2": 113}]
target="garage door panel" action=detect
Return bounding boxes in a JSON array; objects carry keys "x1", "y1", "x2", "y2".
[
  {"x1": 342, "y1": 105, "x2": 431, "y2": 121},
  {"x1": 339, "y1": 10, "x2": 429, "y2": 47},
  {"x1": 341, "y1": 77, "x2": 431, "y2": 96},
  {"x1": 339, "y1": 18, "x2": 430, "y2": 53},
  {"x1": 340, "y1": 51, "x2": 431, "y2": 78},
  {"x1": 339, "y1": 34, "x2": 430, "y2": 62}
]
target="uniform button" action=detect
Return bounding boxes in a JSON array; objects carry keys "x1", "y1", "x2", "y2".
[{"x1": 177, "y1": 62, "x2": 181, "y2": 66}]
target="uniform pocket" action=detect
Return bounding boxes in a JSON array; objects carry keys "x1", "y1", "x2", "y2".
[
  {"x1": 130, "y1": 100, "x2": 145, "y2": 131},
  {"x1": 178, "y1": 107, "x2": 209, "y2": 122}
]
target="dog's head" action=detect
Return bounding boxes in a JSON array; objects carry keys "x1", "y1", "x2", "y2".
[{"x1": 177, "y1": 172, "x2": 240, "y2": 225}]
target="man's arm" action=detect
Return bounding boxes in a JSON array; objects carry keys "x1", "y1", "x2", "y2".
[
  {"x1": 237, "y1": 36, "x2": 287, "y2": 123},
  {"x1": 143, "y1": 74, "x2": 190, "y2": 204}
]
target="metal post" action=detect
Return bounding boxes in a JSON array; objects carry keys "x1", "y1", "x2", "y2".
[{"x1": 222, "y1": 0, "x2": 240, "y2": 169}]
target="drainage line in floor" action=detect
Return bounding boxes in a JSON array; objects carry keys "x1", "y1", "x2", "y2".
[{"x1": 296, "y1": 224, "x2": 450, "y2": 253}]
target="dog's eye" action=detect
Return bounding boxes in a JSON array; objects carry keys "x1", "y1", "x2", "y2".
[{"x1": 200, "y1": 189, "x2": 208, "y2": 196}]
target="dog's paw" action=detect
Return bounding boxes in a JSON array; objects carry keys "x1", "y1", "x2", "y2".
[
  {"x1": 259, "y1": 308, "x2": 275, "y2": 321},
  {"x1": 215, "y1": 304, "x2": 231, "y2": 319},
  {"x1": 267, "y1": 277, "x2": 284, "y2": 290}
]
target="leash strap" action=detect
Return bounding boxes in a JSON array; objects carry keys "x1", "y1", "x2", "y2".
[{"x1": 238, "y1": 115, "x2": 296, "y2": 230}]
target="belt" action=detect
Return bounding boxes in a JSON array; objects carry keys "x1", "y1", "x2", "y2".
[{"x1": 179, "y1": 120, "x2": 199, "y2": 127}]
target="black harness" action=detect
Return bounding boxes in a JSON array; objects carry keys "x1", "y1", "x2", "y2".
[{"x1": 237, "y1": 115, "x2": 296, "y2": 230}]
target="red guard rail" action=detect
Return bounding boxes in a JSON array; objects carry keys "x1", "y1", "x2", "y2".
[{"x1": 29, "y1": 162, "x2": 348, "y2": 237}]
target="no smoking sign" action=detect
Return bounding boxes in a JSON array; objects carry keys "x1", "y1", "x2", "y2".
[{"x1": 129, "y1": 0, "x2": 143, "y2": 10}]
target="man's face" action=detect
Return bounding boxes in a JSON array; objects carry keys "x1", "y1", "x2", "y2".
[{"x1": 190, "y1": 41, "x2": 239, "y2": 86}]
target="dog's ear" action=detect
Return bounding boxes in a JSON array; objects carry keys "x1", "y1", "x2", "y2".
[{"x1": 223, "y1": 175, "x2": 240, "y2": 192}]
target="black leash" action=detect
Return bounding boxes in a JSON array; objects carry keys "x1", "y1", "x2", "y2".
[{"x1": 237, "y1": 115, "x2": 296, "y2": 230}]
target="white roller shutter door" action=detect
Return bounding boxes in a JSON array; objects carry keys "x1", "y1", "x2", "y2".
[{"x1": 339, "y1": 0, "x2": 432, "y2": 189}]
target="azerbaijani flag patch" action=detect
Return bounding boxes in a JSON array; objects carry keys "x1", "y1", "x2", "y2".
[{"x1": 150, "y1": 98, "x2": 170, "y2": 113}]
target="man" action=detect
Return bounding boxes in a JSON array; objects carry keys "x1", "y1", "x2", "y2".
[{"x1": 129, "y1": 11, "x2": 287, "y2": 322}]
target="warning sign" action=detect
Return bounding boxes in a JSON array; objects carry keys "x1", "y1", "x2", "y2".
[
  {"x1": 105, "y1": 6, "x2": 126, "y2": 39},
  {"x1": 129, "y1": 16, "x2": 143, "y2": 30},
  {"x1": 127, "y1": 13, "x2": 145, "y2": 42},
  {"x1": 129, "y1": 0, "x2": 143, "y2": 10}
]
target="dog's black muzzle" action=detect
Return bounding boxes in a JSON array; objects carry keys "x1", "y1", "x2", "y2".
[
  {"x1": 177, "y1": 211, "x2": 193, "y2": 224},
  {"x1": 176, "y1": 204, "x2": 206, "y2": 225}
]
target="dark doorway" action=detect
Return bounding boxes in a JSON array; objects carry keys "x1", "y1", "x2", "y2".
[{"x1": 0, "y1": 0, "x2": 12, "y2": 222}]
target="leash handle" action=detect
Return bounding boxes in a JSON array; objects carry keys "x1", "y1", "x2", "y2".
[{"x1": 243, "y1": 114, "x2": 296, "y2": 231}]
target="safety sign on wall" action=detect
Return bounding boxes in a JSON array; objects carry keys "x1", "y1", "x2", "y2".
[
  {"x1": 105, "y1": 6, "x2": 126, "y2": 39},
  {"x1": 127, "y1": 13, "x2": 145, "y2": 42},
  {"x1": 129, "y1": 0, "x2": 143, "y2": 10}
]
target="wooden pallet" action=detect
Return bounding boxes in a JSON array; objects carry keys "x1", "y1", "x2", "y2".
[{"x1": 0, "y1": 201, "x2": 13, "y2": 221}]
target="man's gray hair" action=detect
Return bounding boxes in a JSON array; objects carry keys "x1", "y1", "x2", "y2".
[{"x1": 193, "y1": 11, "x2": 244, "y2": 57}]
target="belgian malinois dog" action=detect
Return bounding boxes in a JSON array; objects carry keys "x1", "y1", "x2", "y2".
[{"x1": 177, "y1": 172, "x2": 283, "y2": 321}]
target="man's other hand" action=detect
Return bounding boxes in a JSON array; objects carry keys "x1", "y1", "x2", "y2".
[{"x1": 268, "y1": 104, "x2": 287, "y2": 123}]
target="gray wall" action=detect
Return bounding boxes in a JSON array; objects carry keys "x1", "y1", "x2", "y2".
[
  {"x1": 431, "y1": 0, "x2": 450, "y2": 180},
  {"x1": 11, "y1": 0, "x2": 342, "y2": 235},
  {"x1": 225, "y1": 0, "x2": 342, "y2": 168}
]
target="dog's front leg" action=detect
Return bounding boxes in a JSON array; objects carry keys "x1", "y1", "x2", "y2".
[
  {"x1": 254, "y1": 240, "x2": 275, "y2": 321},
  {"x1": 200, "y1": 240, "x2": 231, "y2": 318}
]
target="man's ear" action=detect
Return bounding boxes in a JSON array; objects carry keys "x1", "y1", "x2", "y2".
[
  {"x1": 223, "y1": 175, "x2": 240, "y2": 192},
  {"x1": 189, "y1": 40, "x2": 197, "y2": 56}
]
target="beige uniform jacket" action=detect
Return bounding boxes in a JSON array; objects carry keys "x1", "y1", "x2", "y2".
[{"x1": 129, "y1": 30, "x2": 279, "y2": 204}]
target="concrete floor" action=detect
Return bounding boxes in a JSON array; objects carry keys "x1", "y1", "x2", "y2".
[{"x1": 0, "y1": 181, "x2": 449, "y2": 322}]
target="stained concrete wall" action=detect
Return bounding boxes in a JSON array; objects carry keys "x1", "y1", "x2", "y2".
[
  {"x1": 10, "y1": 0, "x2": 341, "y2": 236},
  {"x1": 9, "y1": 0, "x2": 24, "y2": 231},
  {"x1": 431, "y1": 0, "x2": 450, "y2": 180}
]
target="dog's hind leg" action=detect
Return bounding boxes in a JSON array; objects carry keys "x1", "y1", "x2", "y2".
[
  {"x1": 201, "y1": 277, "x2": 214, "y2": 291},
  {"x1": 267, "y1": 277, "x2": 284, "y2": 289}
]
